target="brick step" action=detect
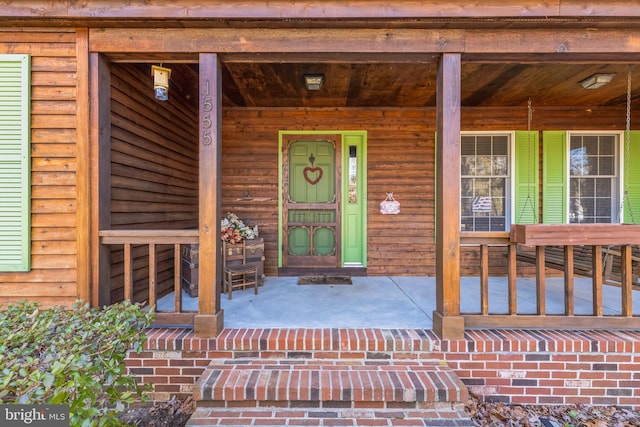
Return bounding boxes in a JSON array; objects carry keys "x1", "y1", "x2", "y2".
[
  {"x1": 194, "y1": 359, "x2": 467, "y2": 407},
  {"x1": 186, "y1": 407, "x2": 475, "y2": 426}
]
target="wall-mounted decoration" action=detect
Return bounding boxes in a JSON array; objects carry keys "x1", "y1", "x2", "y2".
[
  {"x1": 303, "y1": 153, "x2": 323, "y2": 185},
  {"x1": 380, "y1": 193, "x2": 400, "y2": 215}
]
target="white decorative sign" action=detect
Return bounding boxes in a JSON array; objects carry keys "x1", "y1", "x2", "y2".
[{"x1": 380, "y1": 193, "x2": 400, "y2": 215}]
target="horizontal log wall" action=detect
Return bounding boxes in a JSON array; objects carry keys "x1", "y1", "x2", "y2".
[
  {"x1": 110, "y1": 63, "x2": 198, "y2": 303},
  {"x1": 223, "y1": 106, "x2": 631, "y2": 276},
  {"x1": 0, "y1": 28, "x2": 78, "y2": 308}
]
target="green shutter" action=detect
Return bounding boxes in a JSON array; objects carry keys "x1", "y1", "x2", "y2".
[
  {"x1": 0, "y1": 54, "x2": 30, "y2": 272},
  {"x1": 623, "y1": 131, "x2": 640, "y2": 223},
  {"x1": 514, "y1": 131, "x2": 539, "y2": 224},
  {"x1": 542, "y1": 131, "x2": 567, "y2": 223}
]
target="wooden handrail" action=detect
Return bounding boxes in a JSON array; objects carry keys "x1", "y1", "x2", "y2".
[
  {"x1": 460, "y1": 231, "x2": 510, "y2": 245},
  {"x1": 99, "y1": 229, "x2": 199, "y2": 244},
  {"x1": 99, "y1": 229, "x2": 200, "y2": 322},
  {"x1": 510, "y1": 224, "x2": 640, "y2": 246}
]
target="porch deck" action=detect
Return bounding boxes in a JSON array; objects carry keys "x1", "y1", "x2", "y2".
[{"x1": 156, "y1": 276, "x2": 640, "y2": 329}]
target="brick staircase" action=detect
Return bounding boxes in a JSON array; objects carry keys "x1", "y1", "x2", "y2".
[{"x1": 187, "y1": 358, "x2": 472, "y2": 426}]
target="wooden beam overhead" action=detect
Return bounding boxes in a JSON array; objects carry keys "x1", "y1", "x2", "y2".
[
  {"x1": 2, "y1": 1, "x2": 640, "y2": 20},
  {"x1": 90, "y1": 28, "x2": 640, "y2": 56},
  {"x1": 90, "y1": 28, "x2": 466, "y2": 54}
]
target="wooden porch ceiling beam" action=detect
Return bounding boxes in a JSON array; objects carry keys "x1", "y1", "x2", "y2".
[
  {"x1": 462, "y1": 53, "x2": 640, "y2": 64},
  {"x1": 104, "y1": 51, "x2": 640, "y2": 65},
  {"x1": 90, "y1": 28, "x2": 640, "y2": 56},
  {"x1": 103, "y1": 52, "x2": 439, "y2": 64},
  {"x1": 89, "y1": 28, "x2": 466, "y2": 54},
  {"x1": 2, "y1": 1, "x2": 640, "y2": 20}
]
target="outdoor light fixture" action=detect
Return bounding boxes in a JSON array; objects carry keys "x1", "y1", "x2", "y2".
[
  {"x1": 151, "y1": 65, "x2": 171, "y2": 101},
  {"x1": 304, "y1": 74, "x2": 324, "y2": 91},
  {"x1": 579, "y1": 73, "x2": 615, "y2": 89}
]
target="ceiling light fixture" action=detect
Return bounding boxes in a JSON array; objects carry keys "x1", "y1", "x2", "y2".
[
  {"x1": 151, "y1": 65, "x2": 172, "y2": 101},
  {"x1": 304, "y1": 74, "x2": 324, "y2": 91},
  {"x1": 579, "y1": 73, "x2": 615, "y2": 89}
]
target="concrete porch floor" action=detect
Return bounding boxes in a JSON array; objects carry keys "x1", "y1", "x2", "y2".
[{"x1": 157, "y1": 276, "x2": 640, "y2": 328}]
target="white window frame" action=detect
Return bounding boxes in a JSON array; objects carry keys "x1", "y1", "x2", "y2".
[
  {"x1": 460, "y1": 131, "x2": 515, "y2": 232},
  {"x1": 565, "y1": 131, "x2": 623, "y2": 224}
]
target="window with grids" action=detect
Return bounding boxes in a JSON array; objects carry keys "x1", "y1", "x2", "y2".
[
  {"x1": 460, "y1": 134, "x2": 510, "y2": 231},
  {"x1": 569, "y1": 134, "x2": 618, "y2": 223}
]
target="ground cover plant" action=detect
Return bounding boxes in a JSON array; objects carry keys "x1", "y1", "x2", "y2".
[{"x1": 0, "y1": 300, "x2": 154, "y2": 426}]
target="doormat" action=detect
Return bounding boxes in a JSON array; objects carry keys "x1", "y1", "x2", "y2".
[{"x1": 298, "y1": 275, "x2": 352, "y2": 285}]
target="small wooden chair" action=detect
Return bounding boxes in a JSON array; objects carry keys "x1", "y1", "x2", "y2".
[{"x1": 222, "y1": 240, "x2": 259, "y2": 299}]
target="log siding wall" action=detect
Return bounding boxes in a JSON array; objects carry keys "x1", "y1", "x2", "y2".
[
  {"x1": 0, "y1": 28, "x2": 78, "y2": 308},
  {"x1": 109, "y1": 63, "x2": 198, "y2": 302},
  {"x1": 0, "y1": 32, "x2": 633, "y2": 306},
  {"x1": 223, "y1": 106, "x2": 632, "y2": 276}
]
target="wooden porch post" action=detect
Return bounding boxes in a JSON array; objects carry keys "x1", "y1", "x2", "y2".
[
  {"x1": 433, "y1": 53, "x2": 464, "y2": 339},
  {"x1": 195, "y1": 53, "x2": 224, "y2": 336},
  {"x1": 89, "y1": 53, "x2": 112, "y2": 307}
]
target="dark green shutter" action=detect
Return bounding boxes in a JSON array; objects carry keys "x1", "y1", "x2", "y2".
[
  {"x1": 623, "y1": 131, "x2": 640, "y2": 223},
  {"x1": 0, "y1": 54, "x2": 30, "y2": 272},
  {"x1": 542, "y1": 131, "x2": 567, "y2": 223},
  {"x1": 514, "y1": 131, "x2": 539, "y2": 224}
]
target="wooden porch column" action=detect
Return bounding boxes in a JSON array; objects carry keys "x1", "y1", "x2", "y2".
[
  {"x1": 195, "y1": 53, "x2": 224, "y2": 336},
  {"x1": 433, "y1": 53, "x2": 464, "y2": 340},
  {"x1": 89, "y1": 53, "x2": 112, "y2": 307}
]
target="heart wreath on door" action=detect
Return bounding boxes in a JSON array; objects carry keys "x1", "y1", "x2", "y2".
[
  {"x1": 303, "y1": 166, "x2": 323, "y2": 185},
  {"x1": 303, "y1": 152, "x2": 323, "y2": 185}
]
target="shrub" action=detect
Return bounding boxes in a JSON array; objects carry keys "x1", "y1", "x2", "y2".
[{"x1": 0, "y1": 300, "x2": 154, "y2": 427}]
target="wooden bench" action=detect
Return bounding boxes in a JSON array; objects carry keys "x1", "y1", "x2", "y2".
[{"x1": 516, "y1": 245, "x2": 640, "y2": 288}]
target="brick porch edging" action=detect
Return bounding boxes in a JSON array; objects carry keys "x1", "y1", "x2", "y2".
[{"x1": 125, "y1": 328, "x2": 640, "y2": 409}]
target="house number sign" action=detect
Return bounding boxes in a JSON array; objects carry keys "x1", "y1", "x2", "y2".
[{"x1": 201, "y1": 80, "x2": 213, "y2": 146}]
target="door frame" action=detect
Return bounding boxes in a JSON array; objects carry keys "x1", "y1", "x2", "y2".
[{"x1": 278, "y1": 130, "x2": 367, "y2": 269}]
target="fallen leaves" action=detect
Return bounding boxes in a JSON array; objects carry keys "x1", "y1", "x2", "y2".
[{"x1": 466, "y1": 393, "x2": 640, "y2": 427}]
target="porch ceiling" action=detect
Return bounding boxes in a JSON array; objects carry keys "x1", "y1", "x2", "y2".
[{"x1": 170, "y1": 61, "x2": 640, "y2": 109}]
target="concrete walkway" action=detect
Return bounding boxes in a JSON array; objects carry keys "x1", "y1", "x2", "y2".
[{"x1": 157, "y1": 276, "x2": 640, "y2": 329}]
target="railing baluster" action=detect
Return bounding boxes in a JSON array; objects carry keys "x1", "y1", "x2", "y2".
[
  {"x1": 536, "y1": 245, "x2": 546, "y2": 315},
  {"x1": 174, "y1": 243, "x2": 182, "y2": 313},
  {"x1": 621, "y1": 245, "x2": 632, "y2": 317},
  {"x1": 98, "y1": 230, "x2": 199, "y2": 326},
  {"x1": 564, "y1": 245, "x2": 574, "y2": 316},
  {"x1": 124, "y1": 243, "x2": 132, "y2": 302},
  {"x1": 459, "y1": 228, "x2": 640, "y2": 329},
  {"x1": 480, "y1": 244, "x2": 489, "y2": 315},
  {"x1": 507, "y1": 243, "x2": 517, "y2": 315},
  {"x1": 592, "y1": 245, "x2": 603, "y2": 316},
  {"x1": 149, "y1": 243, "x2": 156, "y2": 310}
]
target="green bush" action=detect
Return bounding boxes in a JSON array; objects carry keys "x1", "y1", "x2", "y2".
[{"x1": 0, "y1": 300, "x2": 154, "y2": 427}]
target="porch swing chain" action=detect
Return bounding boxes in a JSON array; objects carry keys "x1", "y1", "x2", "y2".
[
  {"x1": 623, "y1": 65, "x2": 636, "y2": 224},
  {"x1": 517, "y1": 99, "x2": 536, "y2": 223},
  {"x1": 603, "y1": 66, "x2": 635, "y2": 275}
]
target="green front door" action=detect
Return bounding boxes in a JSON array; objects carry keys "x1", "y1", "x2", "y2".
[{"x1": 283, "y1": 135, "x2": 341, "y2": 267}]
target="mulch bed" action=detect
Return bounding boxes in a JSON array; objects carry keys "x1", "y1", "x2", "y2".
[
  {"x1": 116, "y1": 392, "x2": 640, "y2": 426},
  {"x1": 466, "y1": 393, "x2": 640, "y2": 426},
  {"x1": 117, "y1": 396, "x2": 193, "y2": 427}
]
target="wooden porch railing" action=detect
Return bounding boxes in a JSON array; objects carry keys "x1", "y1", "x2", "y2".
[
  {"x1": 99, "y1": 229, "x2": 199, "y2": 325},
  {"x1": 460, "y1": 225, "x2": 640, "y2": 329}
]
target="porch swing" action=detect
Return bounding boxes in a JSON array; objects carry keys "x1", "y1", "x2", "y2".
[{"x1": 512, "y1": 69, "x2": 640, "y2": 287}]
